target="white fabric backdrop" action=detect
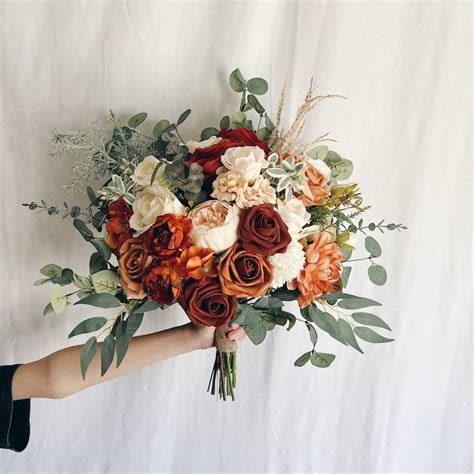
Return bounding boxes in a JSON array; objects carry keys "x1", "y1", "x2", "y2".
[{"x1": 0, "y1": 1, "x2": 471, "y2": 473}]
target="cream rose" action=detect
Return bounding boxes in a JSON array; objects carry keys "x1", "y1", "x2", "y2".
[
  {"x1": 132, "y1": 155, "x2": 161, "y2": 187},
  {"x1": 186, "y1": 136, "x2": 222, "y2": 153},
  {"x1": 188, "y1": 200, "x2": 240, "y2": 254},
  {"x1": 277, "y1": 199, "x2": 311, "y2": 237},
  {"x1": 220, "y1": 146, "x2": 267, "y2": 183},
  {"x1": 129, "y1": 185, "x2": 186, "y2": 235},
  {"x1": 307, "y1": 158, "x2": 332, "y2": 181}
]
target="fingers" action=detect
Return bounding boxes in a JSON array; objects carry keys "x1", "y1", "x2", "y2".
[{"x1": 227, "y1": 326, "x2": 246, "y2": 342}]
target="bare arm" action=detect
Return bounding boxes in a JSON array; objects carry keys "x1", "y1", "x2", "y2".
[{"x1": 11, "y1": 323, "x2": 244, "y2": 401}]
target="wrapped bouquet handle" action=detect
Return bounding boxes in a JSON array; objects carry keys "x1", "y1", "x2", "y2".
[{"x1": 208, "y1": 322, "x2": 238, "y2": 400}]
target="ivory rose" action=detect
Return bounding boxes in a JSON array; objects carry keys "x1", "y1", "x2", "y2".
[
  {"x1": 188, "y1": 200, "x2": 240, "y2": 254},
  {"x1": 276, "y1": 199, "x2": 311, "y2": 238},
  {"x1": 118, "y1": 238, "x2": 154, "y2": 299},
  {"x1": 132, "y1": 155, "x2": 160, "y2": 187},
  {"x1": 129, "y1": 185, "x2": 186, "y2": 235},
  {"x1": 186, "y1": 136, "x2": 222, "y2": 153},
  {"x1": 220, "y1": 146, "x2": 268, "y2": 183}
]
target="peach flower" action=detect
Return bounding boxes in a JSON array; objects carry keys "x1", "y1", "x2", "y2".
[
  {"x1": 288, "y1": 232, "x2": 345, "y2": 308},
  {"x1": 211, "y1": 170, "x2": 245, "y2": 202},
  {"x1": 298, "y1": 164, "x2": 331, "y2": 206},
  {"x1": 235, "y1": 175, "x2": 277, "y2": 208},
  {"x1": 176, "y1": 246, "x2": 217, "y2": 280}
]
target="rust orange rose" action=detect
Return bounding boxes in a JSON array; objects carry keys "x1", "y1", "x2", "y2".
[
  {"x1": 176, "y1": 246, "x2": 217, "y2": 280},
  {"x1": 298, "y1": 165, "x2": 331, "y2": 206},
  {"x1": 288, "y1": 232, "x2": 345, "y2": 308},
  {"x1": 118, "y1": 238, "x2": 154, "y2": 299},
  {"x1": 105, "y1": 197, "x2": 133, "y2": 252},
  {"x1": 218, "y1": 243, "x2": 274, "y2": 298},
  {"x1": 143, "y1": 262, "x2": 182, "y2": 305},
  {"x1": 238, "y1": 204, "x2": 292, "y2": 256},
  {"x1": 143, "y1": 214, "x2": 192, "y2": 260},
  {"x1": 179, "y1": 277, "x2": 237, "y2": 328}
]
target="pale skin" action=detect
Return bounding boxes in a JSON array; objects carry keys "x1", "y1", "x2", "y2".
[{"x1": 11, "y1": 323, "x2": 245, "y2": 401}]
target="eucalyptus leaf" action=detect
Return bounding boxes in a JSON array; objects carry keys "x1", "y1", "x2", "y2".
[
  {"x1": 134, "y1": 300, "x2": 161, "y2": 314},
  {"x1": 307, "y1": 324, "x2": 318, "y2": 346},
  {"x1": 243, "y1": 317, "x2": 266, "y2": 345},
  {"x1": 34, "y1": 278, "x2": 50, "y2": 286},
  {"x1": 43, "y1": 302, "x2": 54, "y2": 316},
  {"x1": 73, "y1": 275, "x2": 92, "y2": 290},
  {"x1": 80, "y1": 337, "x2": 97, "y2": 380},
  {"x1": 177, "y1": 109, "x2": 191, "y2": 126},
  {"x1": 246, "y1": 77, "x2": 268, "y2": 95},
  {"x1": 74, "y1": 293, "x2": 121, "y2": 309},
  {"x1": 294, "y1": 351, "x2": 311, "y2": 367},
  {"x1": 201, "y1": 127, "x2": 219, "y2": 140},
  {"x1": 50, "y1": 284, "x2": 67, "y2": 315},
  {"x1": 89, "y1": 252, "x2": 107, "y2": 274},
  {"x1": 247, "y1": 94, "x2": 265, "y2": 114},
  {"x1": 354, "y1": 326, "x2": 394, "y2": 343},
  {"x1": 271, "y1": 287, "x2": 300, "y2": 301},
  {"x1": 91, "y1": 270, "x2": 119, "y2": 295},
  {"x1": 73, "y1": 219, "x2": 94, "y2": 242},
  {"x1": 229, "y1": 68, "x2": 246, "y2": 92},
  {"x1": 306, "y1": 145, "x2": 328, "y2": 161},
  {"x1": 351, "y1": 312, "x2": 391, "y2": 331},
  {"x1": 365, "y1": 236, "x2": 382, "y2": 257},
  {"x1": 40, "y1": 264, "x2": 62, "y2": 278},
  {"x1": 128, "y1": 112, "x2": 148, "y2": 128},
  {"x1": 310, "y1": 352, "x2": 335, "y2": 368},
  {"x1": 50, "y1": 268, "x2": 74, "y2": 286},
  {"x1": 368, "y1": 264, "x2": 388, "y2": 285},
  {"x1": 68, "y1": 317, "x2": 108, "y2": 338},
  {"x1": 337, "y1": 319, "x2": 363, "y2": 353},
  {"x1": 220, "y1": 115, "x2": 230, "y2": 129},
  {"x1": 91, "y1": 238, "x2": 112, "y2": 261},
  {"x1": 341, "y1": 266, "x2": 352, "y2": 288},
  {"x1": 101, "y1": 334, "x2": 115, "y2": 376},
  {"x1": 338, "y1": 297, "x2": 382, "y2": 310},
  {"x1": 153, "y1": 119, "x2": 170, "y2": 138}
]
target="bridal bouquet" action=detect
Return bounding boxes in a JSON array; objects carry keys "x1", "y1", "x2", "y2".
[{"x1": 25, "y1": 69, "x2": 405, "y2": 400}]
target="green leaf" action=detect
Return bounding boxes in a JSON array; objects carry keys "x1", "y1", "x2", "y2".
[
  {"x1": 247, "y1": 94, "x2": 265, "y2": 114},
  {"x1": 265, "y1": 115, "x2": 274, "y2": 132},
  {"x1": 256, "y1": 127, "x2": 270, "y2": 141},
  {"x1": 153, "y1": 119, "x2": 170, "y2": 138},
  {"x1": 89, "y1": 252, "x2": 107, "y2": 274},
  {"x1": 50, "y1": 284, "x2": 67, "y2": 315},
  {"x1": 368, "y1": 264, "x2": 387, "y2": 285},
  {"x1": 134, "y1": 300, "x2": 161, "y2": 313},
  {"x1": 306, "y1": 145, "x2": 328, "y2": 161},
  {"x1": 294, "y1": 351, "x2": 311, "y2": 367},
  {"x1": 337, "y1": 319, "x2": 363, "y2": 353},
  {"x1": 229, "y1": 68, "x2": 246, "y2": 92},
  {"x1": 50, "y1": 268, "x2": 75, "y2": 286},
  {"x1": 91, "y1": 270, "x2": 119, "y2": 295},
  {"x1": 341, "y1": 266, "x2": 352, "y2": 288},
  {"x1": 338, "y1": 297, "x2": 382, "y2": 310},
  {"x1": 352, "y1": 312, "x2": 391, "y2": 331},
  {"x1": 220, "y1": 115, "x2": 230, "y2": 129},
  {"x1": 271, "y1": 287, "x2": 300, "y2": 301},
  {"x1": 124, "y1": 312, "x2": 144, "y2": 340},
  {"x1": 73, "y1": 275, "x2": 92, "y2": 289},
  {"x1": 244, "y1": 317, "x2": 266, "y2": 345},
  {"x1": 73, "y1": 219, "x2": 94, "y2": 241},
  {"x1": 43, "y1": 302, "x2": 54, "y2": 316},
  {"x1": 115, "y1": 320, "x2": 129, "y2": 368},
  {"x1": 246, "y1": 77, "x2": 268, "y2": 95},
  {"x1": 40, "y1": 264, "x2": 62, "y2": 278},
  {"x1": 253, "y1": 296, "x2": 283, "y2": 312},
  {"x1": 87, "y1": 186, "x2": 98, "y2": 205},
  {"x1": 74, "y1": 293, "x2": 121, "y2": 309},
  {"x1": 310, "y1": 352, "x2": 335, "y2": 368},
  {"x1": 80, "y1": 337, "x2": 97, "y2": 380},
  {"x1": 307, "y1": 324, "x2": 318, "y2": 346},
  {"x1": 68, "y1": 317, "x2": 108, "y2": 338},
  {"x1": 201, "y1": 127, "x2": 219, "y2": 140},
  {"x1": 177, "y1": 109, "x2": 191, "y2": 126},
  {"x1": 101, "y1": 334, "x2": 115, "y2": 376},
  {"x1": 365, "y1": 236, "x2": 382, "y2": 257},
  {"x1": 354, "y1": 326, "x2": 394, "y2": 344},
  {"x1": 128, "y1": 112, "x2": 148, "y2": 128},
  {"x1": 77, "y1": 289, "x2": 92, "y2": 300},
  {"x1": 34, "y1": 278, "x2": 50, "y2": 286},
  {"x1": 91, "y1": 238, "x2": 112, "y2": 261},
  {"x1": 329, "y1": 158, "x2": 353, "y2": 180}
]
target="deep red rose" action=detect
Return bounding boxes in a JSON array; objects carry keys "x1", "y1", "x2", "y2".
[
  {"x1": 179, "y1": 277, "x2": 238, "y2": 328},
  {"x1": 105, "y1": 197, "x2": 133, "y2": 251},
  {"x1": 218, "y1": 128, "x2": 271, "y2": 154},
  {"x1": 143, "y1": 262, "x2": 182, "y2": 305},
  {"x1": 143, "y1": 214, "x2": 192, "y2": 260},
  {"x1": 238, "y1": 204, "x2": 292, "y2": 256},
  {"x1": 186, "y1": 128, "x2": 271, "y2": 183}
]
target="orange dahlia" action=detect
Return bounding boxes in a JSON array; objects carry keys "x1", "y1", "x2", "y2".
[
  {"x1": 288, "y1": 232, "x2": 345, "y2": 308},
  {"x1": 176, "y1": 246, "x2": 217, "y2": 280},
  {"x1": 143, "y1": 262, "x2": 182, "y2": 305},
  {"x1": 105, "y1": 197, "x2": 133, "y2": 251}
]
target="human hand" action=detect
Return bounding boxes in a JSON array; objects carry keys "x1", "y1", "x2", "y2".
[{"x1": 186, "y1": 323, "x2": 246, "y2": 350}]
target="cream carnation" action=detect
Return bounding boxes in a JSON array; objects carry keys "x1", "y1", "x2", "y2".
[
  {"x1": 132, "y1": 155, "x2": 161, "y2": 187},
  {"x1": 221, "y1": 146, "x2": 268, "y2": 183},
  {"x1": 277, "y1": 199, "x2": 311, "y2": 237},
  {"x1": 211, "y1": 170, "x2": 245, "y2": 202},
  {"x1": 188, "y1": 200, "x2": 240, "y2": 253},
  {"x1": 186, "y1": 136, "x2": 222, "y2": 153},
  {"x1": 129, "y1": 185, "x2": 186, "y2": 235},
  {"x1": 268, "y1": 241, "x2": 306, "y2": 289},
  {"x1": 235, "y1": 176, "x2": 276, "y2": 209}
]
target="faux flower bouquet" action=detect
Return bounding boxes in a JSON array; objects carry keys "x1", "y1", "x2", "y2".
[{"x1": 25, "y1": 69, "x2": 405, "y2": 400}]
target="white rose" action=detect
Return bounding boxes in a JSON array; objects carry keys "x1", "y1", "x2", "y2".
[
  {"x1": 129, "y1": 185, "x2": 186, "y2": 235},
  {"x1": 188, "y1": 201, "x2": 240, "y2": 254},
  {"x1": 269, "y1": 241, "x2": 306, "y2": 288},
  {"x1": 307, "y1": 158, "x2": 331, "y2": 181},
  {"x1": 186, "y1": 136, "x2": 222, "y2": 153},
  {"x1": 220, "y1": 146, "x2": 268, "y2": 183},
  {"x1": 132, "y1": 155, "x2": 161, "y2": 187},
  {"x1": 277, "y1": 199, "x2": 311, "y2": 237}
]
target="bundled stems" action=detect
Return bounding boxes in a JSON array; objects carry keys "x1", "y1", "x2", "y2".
[{"x1": 207, "y1": 323, "x2": 238, "y2": 401}]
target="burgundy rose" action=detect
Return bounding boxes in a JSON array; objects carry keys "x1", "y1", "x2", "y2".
[
  {"x1": 179, "y1": 277, "x2": 238, "y2": 328},
  {"x1": 238, "y1": 204, "x2": 292, "y2": 256},
  {"x1": 218, "y1": 128, "x2": 271, "y2": 154}
]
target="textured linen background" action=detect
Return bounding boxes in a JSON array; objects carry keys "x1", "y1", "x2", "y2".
[{"x1": 0, "y1": 1, "x2": 471, "y2": 473}]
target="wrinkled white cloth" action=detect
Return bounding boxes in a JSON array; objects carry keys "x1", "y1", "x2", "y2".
[{"x1": 0, "y1": 1, "x2": 471, "y2": 472}]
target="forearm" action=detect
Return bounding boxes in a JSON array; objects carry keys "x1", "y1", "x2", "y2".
[{"x1": 12, "y1": 324, "x2": 199, "y2": 400}]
